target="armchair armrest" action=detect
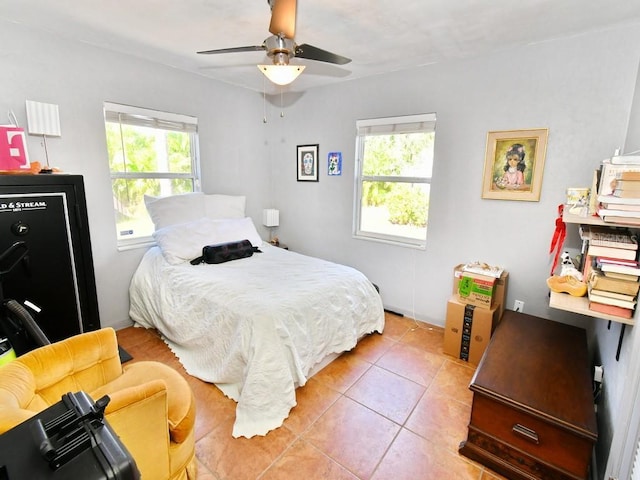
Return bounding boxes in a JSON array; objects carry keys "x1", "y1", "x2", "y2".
[{"x1": 0, "y1": 406, "x2": 36, "y2": 434}]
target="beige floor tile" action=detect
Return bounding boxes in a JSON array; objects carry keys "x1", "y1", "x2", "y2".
[
  {"x1": 195, "y1": 416, "x2": 296, "y2": 480},
  {"x1": 405, "y1": 388, "x2": 472, "y2": 453},
  {"x1": 375, "y1": 341, "x2": 445, "y2": 386},
  {"x1": 429, "y1": 359, "x2": 476, "y2": 406},
  {"x1": 282, "y1": 377, "x2": 341, "y2": 435},
  {"x1": 312, "y1": 351, "x2": 371, "y2": 393},
  {"x1": 261, "y1": 438, "x2": 359, "y2": 480},
  {"x1": 303, "y1": 396, "x2": 400, "y2": 479},
  {"x1": 372, "y1": 428, "x2": 482, "y2": 480},
  {"x1": 345, "y1": 365, "x2": 425, "y2": 425}
]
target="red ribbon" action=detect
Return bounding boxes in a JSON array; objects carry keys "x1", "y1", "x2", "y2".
[{"x1": 549, "y1": 204, "x2": 566, "y2": 275}]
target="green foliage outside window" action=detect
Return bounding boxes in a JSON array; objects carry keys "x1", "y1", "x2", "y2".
[
  {"x1": 106, "y1": 122, "x2": 195, "y2": 239},
  {"x1": 361, "y1": 133, "x2": 433, "y2": 227}
]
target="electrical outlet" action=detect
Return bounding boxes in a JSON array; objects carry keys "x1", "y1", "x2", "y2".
[
  {"x1": 594, "y1": 365, "x2": 604, "y2": 383},
  {"x1": 514, "y1": 300, "x2": 525, "y2": 312}
]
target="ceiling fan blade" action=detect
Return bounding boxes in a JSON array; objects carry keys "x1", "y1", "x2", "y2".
[
  {"x1": 269, "y1": 0, "x2": 296, "y2": 39},
  {"x1": 294, "y1": 44, "x2": 351, "y2": 65},
  {"x1": 197, "y1": 45, "x2": 266, "y2": 55}
]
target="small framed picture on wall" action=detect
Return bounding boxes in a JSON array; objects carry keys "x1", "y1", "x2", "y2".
[
  {"x1": 297, "y1": 144, "x2": 319, "y2": 182},
  {"x1": 328, "y1": 152, "x2": 342, "y2": 176}
]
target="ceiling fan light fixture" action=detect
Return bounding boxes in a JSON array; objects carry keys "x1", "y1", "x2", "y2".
[{"x1": 258, "y1": 64, "x2": 305, "y2": 86}]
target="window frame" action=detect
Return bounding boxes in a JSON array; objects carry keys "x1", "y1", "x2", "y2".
[
  {"x1": 353, "y1": 113, "x2": 436, "y2": 249},
  {"x1": 103, "y1": 102, "x2": 201, "y2": 250}
]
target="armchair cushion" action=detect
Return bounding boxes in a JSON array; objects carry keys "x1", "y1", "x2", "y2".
[
  {"x1": 15, "y1": 326, "x2": 122, "y2": 407},
  {"x1": 92, "y1": 361, "x2": 195, "y2": 444}
]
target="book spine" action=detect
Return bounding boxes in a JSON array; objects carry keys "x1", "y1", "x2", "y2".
[
  {"x1": 613, "y1": 190, "x2": 640, "y2": 198},
  {"x1": 588, "y1": 301, "x2": 633, "y2": 319},
  {"x1": 613, "y1": 181, "x2": 640, "y2": 191},
  {"x1": 600, "y1": 263, "x2": 640, "y2": 276},
  {"x1": 618, "y1": 171, "x2": 640, "y2": 181},
  {"x1": 597, "y1": 194, "x2": 640, "y2": 205},
  {"x1": 588, "y1": 288, "x2": 636, "y2": 302},
  {"x1": 596, "y1": 208, "x2": 640, "y2": 220},
  {"x1": 587, "y1": 245, "x2": 637, "y2": 260},
  {"x1": 588, "y1": 293, "x2": 636, "y2": 309},
  {"x1": 596, "y1": 256, "x2": 639, "y2": 267},
  {"x1": 588, "y1": 230, "x2": 638, "y2": 248},
  {"x1": 589, "y1": 272, "x2": 640, "y2": 295},
  {"x1": 611, "y1": 155, "x2": 640, "y2": 165},
  {"x1": 602, "y1": 216, "x2": 640, "y2": 226}
]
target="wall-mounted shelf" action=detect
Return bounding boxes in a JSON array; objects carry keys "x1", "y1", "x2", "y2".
[
  {"x1": 549, "y1": 291, "x2": 634, "y2": 325},
  {"x1": 550, "y1": 207, "x2": 637, "y2": 361}
]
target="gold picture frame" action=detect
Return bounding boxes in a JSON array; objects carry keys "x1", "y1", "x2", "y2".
[{"x1": 481, "y1": 128, "x2": 549, "y2": 201}]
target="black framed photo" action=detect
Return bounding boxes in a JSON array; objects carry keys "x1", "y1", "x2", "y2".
[{"x1": 297, "y1": 144, "x2": 319, "y2": 182}]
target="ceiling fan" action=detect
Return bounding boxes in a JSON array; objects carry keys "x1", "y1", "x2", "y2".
[{"x1": 197, "y1": 0, "x2": 351, "y2": 85}]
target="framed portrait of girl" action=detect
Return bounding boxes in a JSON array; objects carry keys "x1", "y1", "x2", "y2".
[{"x1": 482, "y1": 128, "x2": 549, "y2": 201}]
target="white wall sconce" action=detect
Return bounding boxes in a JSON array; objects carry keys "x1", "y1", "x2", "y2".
[{"x1": 25, "y1": 100, "x2": 61, "y2": 169}]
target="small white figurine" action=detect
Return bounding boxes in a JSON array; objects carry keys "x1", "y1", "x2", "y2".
[{"x1": 559, "y1": 251, "x2": 584, "y2": 281}]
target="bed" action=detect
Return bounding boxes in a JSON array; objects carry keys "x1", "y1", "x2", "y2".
[{"x1": 128, "y1": 193, "x2": 385, "y2": 438}]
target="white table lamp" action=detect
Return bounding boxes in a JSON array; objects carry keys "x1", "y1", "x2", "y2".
[{"x1": 263, "y1": 209, "x2": 280, "y2": 243}]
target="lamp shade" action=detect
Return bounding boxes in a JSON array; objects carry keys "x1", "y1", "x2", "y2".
[
  {"x1": 262, "y1": 209, "x2": 280, "y2": 227},
  {"x1": 257, "y1": 65, "x2": 305, "y2": 86},
  {"x1": 25, "y1": 100, "x2": 61, "y2": 137}
]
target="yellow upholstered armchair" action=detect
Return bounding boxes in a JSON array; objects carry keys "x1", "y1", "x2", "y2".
[{"x1": 0, "y1": 327, "x2": 196, "y2": 480}]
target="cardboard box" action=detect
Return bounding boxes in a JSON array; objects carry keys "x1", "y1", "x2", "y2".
[
  {"x1": 457, "y1": 272, "x2": 496, "y2": 309},
  {"x1": 453, "y1": 264, "x2": 509, "y2": 317},
  {"x1": 443, "y1": 296, "x2": 501, "y2": 365}
]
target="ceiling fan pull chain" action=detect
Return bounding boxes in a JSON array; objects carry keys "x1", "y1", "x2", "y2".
[
  {"x1": 263, "y1": 78, "x2": 268, "y2": 124},
  {"x1": 280, "y1": 88, "x2": 284, "y2": 118}
]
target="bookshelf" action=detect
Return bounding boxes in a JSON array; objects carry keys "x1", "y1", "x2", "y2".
[
  {"x1": 549, "y1": 208, "x2": 637, "y2": 326},
  {"x1": 549, "y1": 291, "x2": 634, "y2": 325}
]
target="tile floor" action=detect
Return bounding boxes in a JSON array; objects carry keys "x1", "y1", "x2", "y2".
[{"x1": 116, "y1": 312, "x2": 506, "y2": 480}]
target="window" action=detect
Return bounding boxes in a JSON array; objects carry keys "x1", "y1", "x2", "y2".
[
  {"x1": 104, "y1": 102, "x2": 200, "y2": 249},
  {"x1": 354, "y1": 113, "x2": 436, "y2": 248}
]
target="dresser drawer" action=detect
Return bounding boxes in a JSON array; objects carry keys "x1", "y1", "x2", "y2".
[{"x1": 469, "y1": 395, "x2": 593, "y2": 478}]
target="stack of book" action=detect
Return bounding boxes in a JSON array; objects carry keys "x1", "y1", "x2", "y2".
[
  {"x1": 580, "y1": 225, "x2": 640, "y2": 319},
  {"x1": 596, "y1": 161, "x2": 640, "y2": 225}
]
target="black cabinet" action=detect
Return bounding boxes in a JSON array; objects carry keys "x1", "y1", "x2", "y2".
[{"x1": 0, "y1": 175, "x2": 100, "y2": 346}]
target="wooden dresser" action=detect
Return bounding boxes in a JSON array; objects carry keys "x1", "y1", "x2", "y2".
[{"x1": 459, "y1": 311, "x2": 597, "y2": 480}]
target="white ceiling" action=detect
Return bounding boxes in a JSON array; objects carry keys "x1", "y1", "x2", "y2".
[{"x1": 4, "y1": 0, "x2": 640, "y2": 94}]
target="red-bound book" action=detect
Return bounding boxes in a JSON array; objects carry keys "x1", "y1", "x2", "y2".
[
  {"x1": 588, "y1": 301, "x2": 634, "y2": 319},
  {"x1": 596, "y1": 256, "x2": 640, "y2": 267}
]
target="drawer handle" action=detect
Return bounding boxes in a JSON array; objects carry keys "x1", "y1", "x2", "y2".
[{"x1": 512, "y1": 423, "x2": 539, "y2": 444}]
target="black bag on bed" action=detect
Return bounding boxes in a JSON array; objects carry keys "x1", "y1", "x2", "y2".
[{"x1": 190, "y1": 239, "x2": 260, "y2": 265}]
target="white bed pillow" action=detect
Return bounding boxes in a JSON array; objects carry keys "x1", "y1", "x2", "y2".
[
  {"x1": 153, "y1": 217, "x2": 263, "y2": 265},
  {"x1": 144, "y1": 192, "x2": 205, "y2": 230},
  {"x1": 145, "y1": 193, "x2": 246, "y2": 231},
  {"x1": 204, "y1": 194, "x2": 246, "y2": 219},
  {"x1": 153, "y1": 217, "x2": 215, "y2": 264},
  {"x1": 209, "y1": 217, "x2": 262, "y2": 248}
]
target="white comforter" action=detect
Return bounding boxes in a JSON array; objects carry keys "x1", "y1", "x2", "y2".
[{"x1": 129, "y1": 243, "x2": 384, "y2": 438}]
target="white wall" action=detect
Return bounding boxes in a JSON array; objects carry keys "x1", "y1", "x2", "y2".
[
  {"x1": 268, "y1": 26, "x2": 640, "y2": 327},
  {"x1": 1, "y1": 21, "x2": 270, "y2": 330}
]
